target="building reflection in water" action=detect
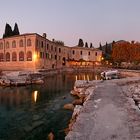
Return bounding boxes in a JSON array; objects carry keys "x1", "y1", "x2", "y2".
[
  {"x1": 75, "y1": 74, "x2": 94, "y2": 81},
  {"x1": 33, "y1": 90, "x2": 38, "y2": 103}
]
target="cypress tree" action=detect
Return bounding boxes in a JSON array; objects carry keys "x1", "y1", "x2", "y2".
[
  {"x1": 99, "y1": 42, "x2": 102, "y2": 50},
  {"x1": 90, "y1": 43, "x2": 93, "y2": 48},
  {"x1": 85, "y1": 42, "x2": 88, "y2": 48},
  {"x1": 3, "y1": 23, "x2": 13, "y2": 38},
  {"x1": 13, "y1": 23, "x2": 20, "y2": 35},
  {"x1": 78, "y1": 38, "x2": 84, "y2": 47}
]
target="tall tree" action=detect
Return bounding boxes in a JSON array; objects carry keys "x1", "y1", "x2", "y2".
[
  {"x1": 99, "y1": 42, "x2": 102, "y2": 50},
  {"x1": 3, "y1": 23, "x2": 13, "y2": 38},
  {"x1": 90, "y1": 43, "x2": 93, "y2": 48},
  {"x1": 85, "y1": 42, "x2": 88, "y2": 48},
  {"x1": 13, "y1": 23, "x2": 20, "y2": 35},
  {"x1": 78, "y1": 38, "x2": 84, "y2": 47}
]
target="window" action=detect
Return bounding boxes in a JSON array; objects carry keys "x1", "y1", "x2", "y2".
[
  {"x1": 0, "y1": 43, "x2": 3, "y2": 50},
  {"x1": 47, "y1": 44, "x2": 49, "y2": 50},
  {"x1": 12, "y1": 52, "x2": 17, "y2": 61},
  {"x1": 12, "y1": 41, "x2": 16, "y2": 48},
  {"x1": 80, "y1": 51, "x2": 82, "y2": 55},
  {"x1": 0, "y1": 53, "x2": 4, "y2": 62},
  {"x1": 46, "y1": 53, "x2": 48, "y2": 59},
  {"x1": 95, "y1": 52, "x2": 97, "y2": 56},
  {"x1": 55, "y1": 55, "x2": 57, "y2": 60},
  {"x1": 40, "y1": 52, "x2": 43, "y2": 58},
  {"x1": 27, "y1": 51, "x2": 32, "y2": 61},
  {"x1": 27, "y1": 39, "x2": 31, "y2": 46},
  {"x1": 19, "y1": 51, "x2": 24, "y2": 61},
  {"x1": 6, "y1": 52, "x2": 10, "y2": 61},
  {"x1": 6, "y1": 42, "x2": 9, "y2": 49},
  {"x1": 41, "y1": 41, "x2": 44, "y2": 47},
  {"x1": 51, "y1": 45, "x2": 53, "y2": 51},
  {"x1": 72, "y1": 50, "x2": 75, "y2": 55},
  {"x1": 55, "y1": 47, "x2": 56, "y2": 52},
  {"x1": 88, "y1": 52, "x2": 90, "y2": 55},
  {"x1": 59, "y1": 48, "x2": 61, "y2": 53},
  {"x1": 19, "y1": 40, "x2": 23, "y2": 47},
  {"x1": 51, "y1": 54, "x2": 53, "y2": 59}
]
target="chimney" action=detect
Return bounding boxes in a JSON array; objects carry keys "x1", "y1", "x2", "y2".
[{"x1": 43, "y1": 33, "x2": 47, "y2": 38}]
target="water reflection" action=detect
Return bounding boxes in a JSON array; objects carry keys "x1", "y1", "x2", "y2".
[
  {"x1": 33, "y1": 90, "x2": 38, "y2": 103},
  {"x1": 0, "y1": 72, "x2": 100, "y2": 140}
]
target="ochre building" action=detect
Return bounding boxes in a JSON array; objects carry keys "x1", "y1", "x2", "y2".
[{"x1": 0, "y1": 33, "x2": 102, "y2": 71}]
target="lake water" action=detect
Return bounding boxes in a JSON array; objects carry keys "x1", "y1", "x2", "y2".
[{"x1": 0, "y1": 72, "x2": 100, "y2": 140}]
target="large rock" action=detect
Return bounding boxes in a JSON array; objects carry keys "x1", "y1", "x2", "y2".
[
  {"x1": 72, "y1": 99, "x2": 83, "y2": 105},
  {"x1": 63, "y1": 104, "x2": 74, "y2": 110},
  {"x1": 72, "y1": 105, "x2": 82, "y2": 118},
  {"x1": 48, "y1": 132, "x2": 54, "y2": 140}
]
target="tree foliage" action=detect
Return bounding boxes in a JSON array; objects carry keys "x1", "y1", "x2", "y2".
[
  {"x1": 13, "y1": 23, "x2": 20, "y2": 35},
  {"x1": 99, "y1": 43, "x2": 102, "y2": 50},
  {"x1": 54, "y1": 40, "x2": 64, "y2": 46},
  {"x1": 85, "y1": 42, "x2": 88, "y2": 48},
  {"x1": 3, "y1": 23, "x2": 20, "y2": 38},
  {"x1": 78, "y1": 38, "x2": 84, "y2": 47},
  {"x1": 112, "y1": 41, "x2": 140, "y2": 63},
  {"x1": 3, "y1": 23, "x2": 13, "y2": 38},
  {"x1": 90, "y1": 43, "x2": 93, "y2": 48}
]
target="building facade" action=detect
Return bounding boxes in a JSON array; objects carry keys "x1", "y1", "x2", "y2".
[{"x1": 0, "y1": 33, "x2": 102, "y2": 71}]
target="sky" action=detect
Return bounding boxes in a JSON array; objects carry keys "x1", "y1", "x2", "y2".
[{"x1": 0, "y1": 0, "x2": 140, "y2": 47}]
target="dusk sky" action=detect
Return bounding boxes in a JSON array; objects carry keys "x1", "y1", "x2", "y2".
[{"x1": 0, "y1": 0, "x2": 140, "y2": 47}]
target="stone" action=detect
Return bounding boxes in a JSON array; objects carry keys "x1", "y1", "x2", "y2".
[
  {"x1": 63, "y1": 104, "x2": 74, "y2": 110},
  {"x1": 72, "y1": 99, "x2": 83, "y2": 105},
  {"x1": 48, "y1": 132, "x2": 54, "y2": 140}
]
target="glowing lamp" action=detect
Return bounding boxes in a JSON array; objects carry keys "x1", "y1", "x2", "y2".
[{"x1": 33, "y1": 53, "x2": 37, "y2": 61}]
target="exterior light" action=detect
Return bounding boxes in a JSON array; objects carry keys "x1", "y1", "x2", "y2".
[{"x1": 33, "y1": 53, "x2": 37, "y2": 61}]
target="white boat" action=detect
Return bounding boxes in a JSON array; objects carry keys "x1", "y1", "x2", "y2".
[{"x1": 101, "y1": 70, "x2": 119, "y2": 80}]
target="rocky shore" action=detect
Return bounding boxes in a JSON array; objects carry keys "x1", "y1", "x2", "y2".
[{"x1": 65, "y1": 77, "x2": 140, "y2": 140}]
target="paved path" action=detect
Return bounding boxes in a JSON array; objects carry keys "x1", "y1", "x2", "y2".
[{"x1": 66, "y1": 81, "x2": 135, "y2": 140}]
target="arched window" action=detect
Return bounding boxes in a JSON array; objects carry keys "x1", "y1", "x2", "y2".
[
  {"x1": 12, "y1": 40, "x2": 16, "y2": 48},
  {"x1": 12, "y1": 52, "x2": 17, "y2": 61},
  {"x1": 27, "y1": 39, "x2": 31, "y2": 46},
  {"x1": 0, "y1": 53, "x2": 4, "y2": 62},
  {"x1": 19, "y1": 40, "x2": 23, "y2": 47},
  {"x1": 0, "y1": 43, "x2": 3, "y2": 50},
  {"x1": 6, "y1": 52, "x2": 10, "y2": 61},
  {"x1": 27, "y1": 51, "x2": 32, "y2": 61},
  {"x1": 19, "y1": 51, "x2": 24, "y2": 61},
  {"x1": 6, "y1": 42, "x2": 9, "y2": 49}
]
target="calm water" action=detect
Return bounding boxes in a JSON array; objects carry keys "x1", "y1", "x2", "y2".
[{"x1": 0, "y1": 72, "x2": 100, "y2": 140}]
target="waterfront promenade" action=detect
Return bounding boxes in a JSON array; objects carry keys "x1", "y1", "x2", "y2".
[{"x1": 66, "y1": 77, "x2": 140, "y2": 140}]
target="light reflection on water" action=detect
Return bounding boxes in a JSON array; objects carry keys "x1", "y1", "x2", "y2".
[
  {"x1": 0, "y1": 72, "x2": 100, "y2": 140},
  {"x1": 33, "y1": 91, "x2": 38, "y2": 103}
]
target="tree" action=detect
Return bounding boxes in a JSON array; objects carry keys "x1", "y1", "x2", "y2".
[
  {"x1": 54, "y1": 40, "x2": 64, "y2": 46},
  {"x1": 85, "y1": 42, "x2": 88, "y2": 48},
  {"x1": 78, "y1": 38, "x2": 84, "y2": 47},
  {"x1": 3, "y1": 23, "x2": 13, "y2": 38},
  {"x1": 13, "y1": 23, "x2": 20, "y2": 35},
  {"x1": 90, "y1": 43, "x2": 93, "y2": 48},
  {"x1": 99, "y1": 42, "x2": 102, "y2": 50}
]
